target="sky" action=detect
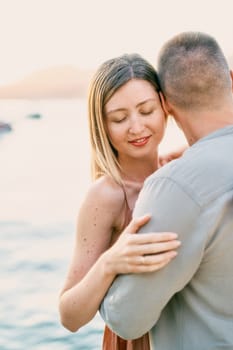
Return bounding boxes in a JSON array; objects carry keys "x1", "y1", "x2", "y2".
[{"x1": 0, "y1": 0, "x2": 232, "y2": 85}]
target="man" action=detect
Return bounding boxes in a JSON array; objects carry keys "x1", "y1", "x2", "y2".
[{"x1": 100, "y1": 32, "x2": 233, "y2": 349}]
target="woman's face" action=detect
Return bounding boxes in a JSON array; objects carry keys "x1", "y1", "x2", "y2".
[{"x1": 104, "y1": 79, "x2": 166, "y2": 162}]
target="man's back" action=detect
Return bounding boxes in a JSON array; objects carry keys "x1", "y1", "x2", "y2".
[
  {"x1": 149, "y1": 125, "x2": 233, "y2": 349},
  {"x1": 100, "y1": 125, "x2": 233, "y2": 349}
]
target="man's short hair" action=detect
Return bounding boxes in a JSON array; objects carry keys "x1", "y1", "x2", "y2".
[{"x1": 157, "y1": 32, "x2": 231, "y2": 110}]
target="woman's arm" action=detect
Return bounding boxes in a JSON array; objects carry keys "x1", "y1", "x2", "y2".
[{"x1": 59, "y1": 178, "x2": 180, "y2": 332}]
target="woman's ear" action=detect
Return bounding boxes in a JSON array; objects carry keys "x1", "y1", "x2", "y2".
[{"x1": 159, "y1": 92, "x2": 171, "y2": 116}]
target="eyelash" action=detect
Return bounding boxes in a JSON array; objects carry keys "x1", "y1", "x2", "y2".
[
  {"x1": 114, "y1": 118, "x2": 126, "y2": 123},
  {"x1": 113, "y1": 116, "x2": 127, "y2": 123},
  {"x1": 112, "y1": 109, "x2": 153, "y2": 123},
  {"x1": 140, "y1": 110, "x2": 153, "y2": 115}
]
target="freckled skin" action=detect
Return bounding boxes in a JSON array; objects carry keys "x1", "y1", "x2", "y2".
[{"x1": 59, "y1": 79, "x2": 179, "y2": 334}]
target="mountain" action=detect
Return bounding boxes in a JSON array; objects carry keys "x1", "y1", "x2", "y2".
[
  {"x1": 0, "y1": 65, "x2": 94, "y2": 99},
  {"x1": 0, "y1": 55, "x2": 232, "y2": 100}
]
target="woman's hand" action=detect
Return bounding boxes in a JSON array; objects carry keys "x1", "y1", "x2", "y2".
[
  {"x1": 159, "y1": 145, "x2": 188, "y2": 167},
  {"x1": 102, "y1": 214, "x2": 180, "y2": 276}
]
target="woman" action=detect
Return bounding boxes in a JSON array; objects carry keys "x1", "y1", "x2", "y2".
[{"x1": 59, "y1": 54, "x2": 181, "y2": 349}]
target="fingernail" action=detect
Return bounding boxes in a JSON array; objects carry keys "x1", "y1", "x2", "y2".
[
  {"x1": 170, "y1": 251, "x2": 178, "y2": 257},
  {"x1": 170, "y1": 233, "x2": 178, "y2": 238}
]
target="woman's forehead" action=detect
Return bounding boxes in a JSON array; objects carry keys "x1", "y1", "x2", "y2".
[{"x1": 105, "y1": 79, "x2": 158, "y2": 113}]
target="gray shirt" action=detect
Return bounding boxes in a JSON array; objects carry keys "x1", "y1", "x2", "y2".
[{"x1": 100, "y1": 126, "x2": 233, "y2": 350}]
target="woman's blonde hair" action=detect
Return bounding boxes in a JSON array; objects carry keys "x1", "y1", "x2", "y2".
[{"x1": 88, "y1": 53, "x2": 161, "y2": 185}]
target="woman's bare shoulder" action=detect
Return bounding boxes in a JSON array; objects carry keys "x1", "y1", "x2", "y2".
[
  {"x1": 87, "y1": 176, "x2": 124, "y2": 205},
  {"x1": 81, "y1": 175, "x2": 125, "y2": 216}
]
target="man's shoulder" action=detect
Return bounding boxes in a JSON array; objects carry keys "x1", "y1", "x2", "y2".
[
  {"x1": 146, "y1": 147, "x2": 196, "y2": 188},
  {"x1": 147, "y1": 134, "x2": 233, "y2": 207}
]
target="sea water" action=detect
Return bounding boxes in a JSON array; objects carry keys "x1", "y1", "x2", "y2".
[
  {"x1": 0, "y1": 99, "x2": 104, "y2": 350},
  {"x1": 0, "y1": 99, "x2": 186, "y2": 350}
]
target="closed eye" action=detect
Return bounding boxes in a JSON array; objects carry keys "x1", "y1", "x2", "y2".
[
  {"x1": 113, "y1": 116, "x2": 127, "y2": 123},
  {"x1": 140, "y1": 109, "x2": 153, "y2": 115}
]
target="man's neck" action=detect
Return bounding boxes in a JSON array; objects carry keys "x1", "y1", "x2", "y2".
[{"x1": 172, "y1": 107, "x2": 233, "y2": 146}]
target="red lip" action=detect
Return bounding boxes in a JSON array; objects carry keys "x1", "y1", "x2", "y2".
[{"x1": 128, "y1": 136, "x2": 151, "y2": 147}]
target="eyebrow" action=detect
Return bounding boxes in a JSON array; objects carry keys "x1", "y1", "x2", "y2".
[{"x1": 106, "y1": 98, "x2": 156, "y2": 115}]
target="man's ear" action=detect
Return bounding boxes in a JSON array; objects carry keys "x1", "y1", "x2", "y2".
[
  {"x1": 230, "y1": 70, "x2": 233, "y2": 91},
  {"x1": 159, "y1": 92, "x2": 172, "y2": 116}
]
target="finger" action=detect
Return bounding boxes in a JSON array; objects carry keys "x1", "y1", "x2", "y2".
[
  {"x1": 123, "y1": 214, "x2": 151, "y2": 235},
  {"x1": 128, "y1": 232, "x2": 178, "y2": 244},
  {"x1": 130, "y1": 253, "x2": 177, "y2": 273},
  {"x1": 158, "y1": 158, "x2": 167, "y2": 167},
  {"x1": 135, "y1": 258, "x2": 173, "y2": 273},
  {"x1": 159, "y1": 155, "x2": 171, "y2": 164},
  {"x1": 140, "y1": 250, "x2": 178, "y2": 265},
  {"x1": 132, "y1": 239, "x2": 181, "y2": 256},
  {"x1": 126, "y1": 250, "x2": 177, "y2": 267}
]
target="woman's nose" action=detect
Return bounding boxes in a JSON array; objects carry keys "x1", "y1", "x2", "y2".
[{"x1": 128, "y1": 116, "x2": 144, "y2": 134}]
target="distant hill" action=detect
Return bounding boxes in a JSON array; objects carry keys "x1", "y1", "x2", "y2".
[
  {"x1": 0, "y1": 55, "x2": 232, "y2": 100},
  {"x1": 0, "y1": 65, "x2": 94, "y2": 99}
]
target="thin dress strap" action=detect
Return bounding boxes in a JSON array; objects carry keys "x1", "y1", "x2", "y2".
[{"x1": 122, "y1": 185, "x2": 133, "y2": 228}]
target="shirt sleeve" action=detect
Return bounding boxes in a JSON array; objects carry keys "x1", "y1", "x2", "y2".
[{"x1": 99, "y1": 176, "x2": 205, "y2": 340}]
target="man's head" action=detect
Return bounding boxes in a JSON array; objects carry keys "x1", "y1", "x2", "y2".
[{"x1": 157, "y1": 32, "x2": 232, "y2": 112}]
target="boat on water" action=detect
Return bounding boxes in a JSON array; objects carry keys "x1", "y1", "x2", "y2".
[
  {"x1": 0, "y1": 121, "x2": 12, "y2": 133},
  {"x1": 27, "y1": 113, "x2": 42, "y2": 119}
]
